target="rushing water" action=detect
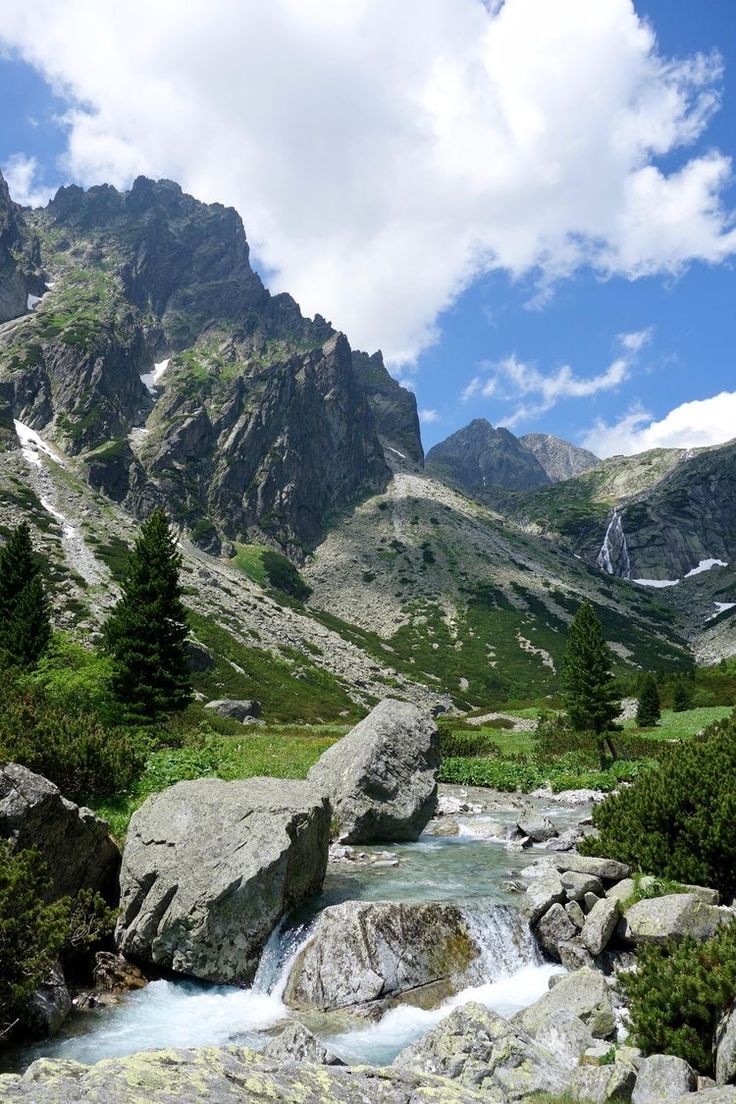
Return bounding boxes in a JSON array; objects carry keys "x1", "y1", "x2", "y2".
[{"x1": 9, "y1": 800, "x2": 580, "y2": 1072}]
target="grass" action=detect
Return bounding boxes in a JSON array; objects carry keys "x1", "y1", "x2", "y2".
[
  {"x1": 92, "y1": 723, "x2": 343, "y2": 838},
  {"x1": 623, "y1": 706, "x2": 732, "y2": 740}
]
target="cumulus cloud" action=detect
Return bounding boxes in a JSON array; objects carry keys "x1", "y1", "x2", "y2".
[
  {"x1": 2, "y1": 153, "x2": 55, "y2": 208},
  {"x1": 419, "y1": 408, "x2": 440, "y2": 424},
  {"x1": 0, "y1": 0, "x2": 734, "y2": 361},
  {"x1": 582, "y1": 391, "x2": 736, "y2": 457}
]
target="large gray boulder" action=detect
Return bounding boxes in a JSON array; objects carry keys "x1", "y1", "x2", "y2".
[
  {"x1": 633, "y1": 1054, "x2": 696, "y2": 1104},
  {"x1": 569, "y1": 1048, "x2": 639, "y2": 1102},
  {"x1": 21, "y1": 964, "x2": 72, "y2": 1039},
  {"x1": 518, "y1": 807, "x2": 558, "y2": 842},
  {"x1": 203, "y1": 698, "x2": 261, "y2": 721},
  {"x1": 116, "y1": 776, "x2": 330, "y2": 984},
  {"x1": 554, "y1": 853, "x2": 631, "y2": 881},
  {"x1": 307, "y1": 698, "x2": 440, "y2": 843},
  {"x1": 394, "y1": 1001, "x2": 571, "y2": 1099},
  {"x1": 716, "y1": 1005, "x2": 736, "y2": 1085},
  {"x1": 535, "y1": 902, "x2": 577, "y2": 961},
  {"x1": 0, "y1": 763, "x2": 120, "y2": 902},
  {"x1": 0, "y1": 1045, "x2": 505, "y2": 1103},
  {"x1": 582, "y1": 898, "x2": 620, "y2": 956},
  {"x1": 516, "y1": 967, "x2": 616, "y2": 1039},
  {"x1": 619, "y1": 894, "x2": 728, "y2": 947},
  {"x1": 522, "y1": 872, "x2": 567, "y2": 924},
  {"x1": 263, "y1": 1022, "x2": 342, "y2": 1065},
  {"x1": 284, "y1": 900, "x2": 478, "y2": 1012}
]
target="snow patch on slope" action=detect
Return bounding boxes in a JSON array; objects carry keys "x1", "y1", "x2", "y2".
[{"x1": 140, "y1": 358, "x2": 170, "y2": 395}]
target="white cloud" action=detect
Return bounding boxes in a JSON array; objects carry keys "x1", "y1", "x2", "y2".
[
  {"x1": 619, "y1": 328, "x2": 653, "y2": 353},
  {"x1": 0, "y1": 1, "x2": 734, "y2": 362},
  {"x1": 2, "y1": 153, "x2": 55, "y2": 208},
  {"x1": 582, "y1": 391, "x2": 736, "y2": 457},
  {"x1": 419, "y1": 408, "x2": 440, "y2": 424}
]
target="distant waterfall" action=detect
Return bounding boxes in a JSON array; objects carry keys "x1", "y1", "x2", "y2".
[{"x1": 596, "y1": 508, "x2": 631, "y2": 578}]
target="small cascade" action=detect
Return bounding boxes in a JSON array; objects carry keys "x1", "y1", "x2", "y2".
[
  {"x1": 460, "y1": 902, "x2": 541, "y2": 985},
  {"x1": 596, "y1": 508, "x2": 631, "y2": 578},
  {"x1": 251, "y1": 919, "x2": 314, "y2": 997}
]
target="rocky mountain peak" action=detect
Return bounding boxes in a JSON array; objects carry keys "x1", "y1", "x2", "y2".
[
  {"x1": 426, "y1": 418, "x2": 550, "y2": 493},
  {"x1": 520, "y1": 433, "x2": 599, "y2": 482},
  {"x1": 0, "y1": 170, "x2": 44, "y2": 324}
]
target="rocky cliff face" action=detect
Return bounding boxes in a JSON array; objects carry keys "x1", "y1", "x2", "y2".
[
  {"x1": 426, "y1": 418, "x2": 550, "y2": 493},
  {"x1": 0, "y1": 175, "x2": 395, "y2": 553},
  {"x1": 520, "y1": 433, "x2": 599, "y2": 482},
  {"x1": 0, "y1": 173, "x2": 44, "y2": 324}
]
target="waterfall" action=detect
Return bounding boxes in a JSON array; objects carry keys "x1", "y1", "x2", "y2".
[
  {"x1": 252, "y1": 918, "x2": 314, "y2": 997},
  {"x1": 460, "y1": 902, "x2": 541, "y2": 985},
  {"x1": 596, "y1": 508, "x2": 631, "y2": 578}
]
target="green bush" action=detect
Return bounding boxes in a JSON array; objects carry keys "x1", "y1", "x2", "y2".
[
  {"x1": 29, "y1": 636, "x2": 118, "y2": 723},
  {"x1": 619, "y1": 922, "x2": 736, "y2": 1073},
  {"x1": 262, "y1": 550, "x2": 311, "y2": 600},
  {"x1": 0, "y1": 678, "x2": 149, "y2": 802},
  {"x1": 438, "y1": 724, "x2": 502, "y2": 758},
  {"x1": 0, "y1": 841, "x2": 69, "y2": 1040},
  {"x1": 582, "y1": 714, "x2": 736, "y2": 897}
]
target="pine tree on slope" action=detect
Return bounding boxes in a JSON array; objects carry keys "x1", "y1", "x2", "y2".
[
  {"x1": 636, "y1": 672, "x2": 661, "y2": 727},
  {"x1": 561, "y1": 600, "x2": 621, "y2": 765},
  {"x1": 0, "y1": 521, "x2": 51, "y2": 667},
  {"x1": 103, "y1": 509, "x2": 192, "y2": 718},
  {"x1": 672, "y1": 676, "x2": 693, "y2": 713}
]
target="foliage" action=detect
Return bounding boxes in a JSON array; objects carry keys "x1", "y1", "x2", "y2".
[
  {"x1": 636, "y1": 673, "x2": 661, "y2": 727},
  {"x1": 0, "y1": 521, "x2": 51, "y2": 667},
  {"x1": 438, "y1": 753, "x2": 646, "y2": 794},
  {"x1": 561, "y1": 601, "x2": 621, "y2": 750},
  {"x1": 582, "y1": 714, "x2": 736, "y2": 897},
  {"x1": 0, "y1": 841, "x2": 69, "y2": 1040},
  {"x1": 63, "y1": 889, "x2": 117, "y2": 956},
  {"x1": 619, "y1": 922, "x2": 736, "y2": 1074},
  {"x1": 232, "y1": 543, "x2": 311, "y2": 600},
  {"x1": 437, "y1": 722, "x2": 502, "y2": 758},
  {"x1": 29, "y1": 636, "x2": 118, "y2": 723},
  {"x1": 0, "y1": 672, "x2": 149, "y2": 802},
  {"x1": 673, "y1": 676, "x2": 694, "y2": 713},
  {"x1": 104, "y1": 508, "x2": 192, "y2": 718}
]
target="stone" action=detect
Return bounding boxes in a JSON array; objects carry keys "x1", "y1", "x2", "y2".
[
  {"x1": 284, "y1": 900, "x2": 478, "y2": 1012},
  {"x1": 582, "y1": 898, "x2": 620, "y2": 956},
  {"x1": 535, "y1": 903, "x2": 578, "y2": 961},
  {"x1": 619, "y1": 894, "x2": 728, "y2": 947},
  {"x1": 584, "y1": 891, "x2": 602, "y2": 913},
  {"x1": 394, "y1": 1001, "x2": 570, "y2": 1099},
  {"x1": 570, "y1": 1050, "x2": 638, "y2": 1103},
  {"x1": 533, "y1": 1011, "x2": 596, "y2": 1067},
  {"x1": 566, "y1": 900, "x2": 587, "y2": 929},
  {"x1": 263, "y1": 1022, "x2": 342, "y2": 1065},
  {"x1": 307, "y1": 699, "x2": 439, "y2": 843},
  {"x1": 522, "y1": 872, "x2": 567, "y2": 924},
  {"x1": 0, "y1": 763, "x2": 120, "y2": 902},
  {"x1": 716, "y1": 1005, "x2": 736, "y2": 1085},
  {"x1": 21, "y1": 963, "x2": 71, "y2": 1039},
  {"x1": 116, "y1": 776, "x2": 330, "y2": 984},
  {"x1": 681, "y1": 885, "x2": 720, "y2": 906},
  {"x1": 423, "y1": 818, "x2": 460, "y2": 837},
  {"x1": 632, "y1": 1054, "x2": 696, "y2": 1104},
  {"x1": 554, "y1": 853, "x2": 631, "y2": 881},
  {"x1": 93, "y1": 952, "x2": 147, "y2": 993},
  {"x1": 559, "y1": 939, "x2": 596, "y2": 971},
  {"x1": 673, "y1": 1090, "x2": 736, "y2": 1104},
  {"x1": 606, "y1": 878, "x2": 636, "y2": 904},
  {"x1": 516, "y1": 967, "x2": 616, "y2": 1039},
  {"x1": 203, "y1": 698, "x2": 261, "y2": 721},
  {"x1": 0, "y1": 1044, "x2": 503, "y2": 1103},
  {"x1": 699, "y1": 1078, "x2": 719, "y2": 1091},
  {"x1": 545, "y1": 828, "x2": 583, "y2": 852},
  {"x1": 561, "y1": 869, "x2": 605, "y2": 901},
  {"x1": 518, "y1": 807, "x2": 559, "y2": 842}
]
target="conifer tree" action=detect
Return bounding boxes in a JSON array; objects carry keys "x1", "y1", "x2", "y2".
[
  {"x1": 672, "y1": 676, "x2": 693, "y2": 713},
  {"x1": 0, "y1": 521, "x2": 51, "y2": 667},
  {"x1": 636, "y1": 672, "x2": 661, "y2": 727},
  {"x1": 103, "y1": 509, "x2": 192, "y2": 718},
  {"x1": 561, "y1": 600, "x2": 621, "y2": 764}
]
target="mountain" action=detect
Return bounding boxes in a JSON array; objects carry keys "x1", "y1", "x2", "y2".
[
  {"x1": 0, "y1": 174, "x2": 44, "y2": 324},
  {"x1": 519, "y1": 433, "x2": 599, "y2": 482},
  {"x1": 0, "y1": 172, "x2": 734, "y2": 715},
  {"x1": 426, "y1": 418, "x2": 551, "y2": 493}
]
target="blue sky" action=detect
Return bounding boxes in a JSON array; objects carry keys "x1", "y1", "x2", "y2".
[{"x1": 0, "y1": 0, "x2": 734, "y2": 457}]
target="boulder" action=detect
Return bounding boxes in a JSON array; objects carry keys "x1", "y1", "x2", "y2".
[
  {"x1": 559, "y1": 939, "x2": 596, "y2": 971},
  {"x1": 672, "y1": 1090, "x2": 736, "y2": 1104},
  {"x1": 307, "y1": 699, "x2": 440, "y2": 843},
  {"x1": 561, "y1": 869, "x2": 605, "y2": 901},
  {"x1": 716, "y1": 1005, "x2": 736, "y2": 1085},
  {"x1": 263, "y1": 1022, "x2": 342, "y2": 1065},
  {"x1": 533, "y1": 1010, "x2": 596, "y2": 1067},
  {"x1": 633, "y1": 1054, "x2": 696, "y2": 1104},
  {"x1": 518, "y1": 807, "x2": 559, "y2": 842},
  {"x1": 523, "y1": 872, "x2": 567, "y2": 924},
  {"x1": 546, "y1": 827, "x2": 583, "y2": 852},
  {"x1": 93, "y1": 952, "x2": 147, "y2": 993},
  {"x1": 0, "y1": 1045, "x2": 507, "y2": 1103},
  {"x1": 606, "y1": 878, "x2": 636, "y2": 904},
  {"x1": 21, "y1": 964, "x2": 71, "y2": 1039},
  {"x1": 516, "y1": 967, "x2": 616, "y2": 1039},
  {"x1": 570, "y1": 1048, "x2": 639, "y2": 1102},
  {"x1": 535, "y1": 903, "x2": 578, "y2": 961},
  {"x1": 116, "y1": 776, "x2": 330, "y2": 984},
  {"x1": 203, "y1": 698, "x2": 261, "y2": 721},
  {"x1": 0, "y1": 763, "x2": 120, "y2": 902},
  {"x1": 284, "y1": 900, "x2": 478, "y2": 1012},
  {"x1": 554, "y1": 853, "x2": 631, "y2": 881},
  {"x1": 566, "y1": 900, "x2": 587, "y2": 930},
  {"x1": 582, "y1": 898, "x2": 620, "y2": 956},
  {"x1": 394, "y1": 1001, "x2": 570, "y2": 1099},
  {"x1": 619, "y1": 894, "x2": 728, "y2": 947}
]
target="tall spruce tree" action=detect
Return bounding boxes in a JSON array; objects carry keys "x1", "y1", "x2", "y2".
[
  {"x1": 0, "y1": 521, "x2": 51, "y2": 667},
  {"x1": 103, "y1": 509, "x2": 192, "y2": 718},
  {"x1": 561, "y1": 600, "x2": 621, "y2": 764},
  {"x1": 636, "y1": 672, "x2": 661, "y2": 727},
  {"x1": 672, "y1": 676, "x2": 693, "y2": 713}
]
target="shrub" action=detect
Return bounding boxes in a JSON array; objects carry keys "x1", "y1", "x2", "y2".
[
  {"x1": 619, "y1": 922, "x2": 736, "y2": 1074},
  {"x1": 0, "y1": 841, "x2": 69, "y2": 1040},
  {"x1": 262, "y1": 550, "x2": 311, "y2": 600},
  {"x1": 581, "y1": 714, "x2": 736, "y2": 898},
  {"x1": 438, "y1": 724, "x2": 502, "y2": 758}
]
